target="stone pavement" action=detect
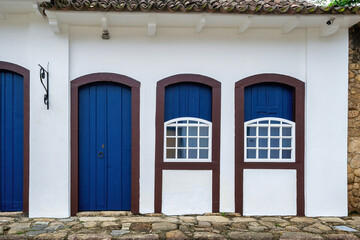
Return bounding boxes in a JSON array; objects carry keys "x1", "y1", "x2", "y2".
[{"x1": 1, "y1": 212, "x2": 360, "y2": 239}]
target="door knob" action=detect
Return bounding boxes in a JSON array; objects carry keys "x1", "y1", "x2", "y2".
[{"x1": 98, "y1": 151, "x2": 104, "y2": 159}]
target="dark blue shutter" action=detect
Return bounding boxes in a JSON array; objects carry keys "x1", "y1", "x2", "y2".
[
  {"x1": 165, "y1": 82, "x2": 212, "y2": 121},
  {"x1": 0, "y1": 71, "x2": 24, "y2": 211},
  {"x1": 78, "y1": 82, "x2": 131, "y2": 210},
  {"x1": 244, "y1": 83, "x2": 293, "y2": 121}
]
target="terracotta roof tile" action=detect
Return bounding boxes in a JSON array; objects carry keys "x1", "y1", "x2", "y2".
[{"x1": 40, "y1": 0, "x2": 360, "y2": 14}]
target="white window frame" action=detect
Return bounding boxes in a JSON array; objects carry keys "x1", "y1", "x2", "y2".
[
  {"x1": 244, "y1": 117, "x2": 295, "y2": 163},
  {"x1": 164, "y1": 117, "x2": 212, "y2": 162}
]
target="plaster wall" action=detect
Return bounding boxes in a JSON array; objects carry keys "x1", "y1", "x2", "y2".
[{"x1": 0, "y1": 16, "x2": 349, "y2": 216}]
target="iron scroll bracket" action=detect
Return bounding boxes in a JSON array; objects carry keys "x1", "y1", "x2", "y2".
[{"x1": 38, "y1": 63, "x2": 49, "y2": 110}]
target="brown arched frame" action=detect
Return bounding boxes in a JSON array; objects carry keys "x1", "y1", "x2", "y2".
[
  {"x1": 0, "y1": 61, "x2": 29, "y2": 214},
  {"x1": 155, "y1": 74, "x2": 221, "y2": 213},
  {"x1": 71, "y1": 73, "x2": 140, "y2": 215},
  {"x1": 235, "y1": 73, "x2": 305, "y2": 216}
]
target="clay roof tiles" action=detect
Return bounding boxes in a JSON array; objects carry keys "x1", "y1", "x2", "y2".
[{"x1": 40, "y1": 0, "x2": 360, "y2": 14}]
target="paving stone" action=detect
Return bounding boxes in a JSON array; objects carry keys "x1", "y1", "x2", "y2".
[
  {"x1": 68, "y1": 234, "x2": 112, "y2": 240},
  {"x1": 130, "y1": 223, "x2": 151, "y2": 232},
  {"x1": 165, "y1": 230, "x2": 188, "y2": 239},
  {"x1": 312, "y1": 223, "x2": 332, "y2": 231},
  {"x1": 77, "y1": 211, "x2": 131, "y2": 217},
  {"x1": 0, "y1": 212, "x2": 22, "y2": 218},
  {"x1": 193, "y1": 232, "x2": 226, "y2": 239},
  {"x1": 0, "y1": 226, "x2": 3, "y2": 235},
  {"x1": 34, "y1": 232, "x2": 67, "y2": 240},
  {"x1": 117, "y1": 234, "x2": 159, "y2": 239},
  {"x1": 121, "y1": 223, "x2": 132, "y2": 230},
  {"x1": 79, "y1": 217, "x2": 117, "y2": 222},
  {"x1": 196, "y1": 216, "x2": 230, "y2": 223},
  {"x1": 280, "y1": 232, "x2": 323, "y2": 239},
  {"x1": 59, "y1": 217, "x2": 77, "y2": 222},
  {"x1": 101, "y1": 221, "x2": 119, "y2": 229},
  {"x1": 8, "y1": 222, "x2": 31, "y2": 230},
  {"x1": 303, "y1": 227, "x2": 323, "y2": 234},
  {"x1": 228, "y1": 231, "x2": 274, "y2": 240},
  {"x1": 33, "y1": 232, "x2": 67, "y2": 240},
  {"x1": 231, "y1": 223, "x2": 247, "y2": 230},
  {"x1": 260, "y1": 217, "x2": 288, "y2": 223},
  {"x1": 290, "y1": 217, "x2": 318, "y2": 224},
  {"x1": 33, "y1": 219, "x2": 55, "y2": 222},
  {"x1": 179, "y1": 217, "x2": 196, "y2": 223},
  {"x1": 83, "y1": 222, "x2": 97, "y2": 228},
  {"x1": 26, "y1": 230, "x2": 47, "y2": 236},
  {"x1": 197, "y1": 221, "x2": 211, "y2": 227},
  {"x1": 0, "y1": 235, "x2": 28, "y2": 239},
  {"x1": 285, "y1": 226, "x2": 300, "y2": 231},
  {"x1": 319, "y1": 217, "x2": 346, "y2": 223},
  {"x1": 325, "y1": 234, "x2": 359, "y2": 239},
  {"x1": 119, "y1": 217, "x2": 163, "y2": 223},
  {"x1": 232, "y1": 217, "x2": 257, "y2": 223},
  {"x1": 248, "y1": 225, "x2": 268, "y2": 231},
  {"x1": 152, "y1": 222, "x2": 177, "y2": 231},
  {"x1": 110, "y1": 230, "x2": 130, "y2": 236}
]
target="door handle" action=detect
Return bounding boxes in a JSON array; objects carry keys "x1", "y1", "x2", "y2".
[{"x1": 98, "y1": 151, "x2": 104, "y2": 159}]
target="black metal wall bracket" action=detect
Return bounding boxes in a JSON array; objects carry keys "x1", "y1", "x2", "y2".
[{"x1": 38, "y1": 63, "x2": 49, "y2": 110}]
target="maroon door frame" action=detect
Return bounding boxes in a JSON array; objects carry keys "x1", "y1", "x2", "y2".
[
  {"x1": 235, "y1": 73, "x2": 305, "y2": 216},
  {"x1": 0, "y1": 61, "x2": 29, "y2": 214},
  {"x1": 155, "y1": 74, "x2": 221, "y2": 213},
  {"x1": 71, "y1": 73, "x2": 140, "y2": 215}
]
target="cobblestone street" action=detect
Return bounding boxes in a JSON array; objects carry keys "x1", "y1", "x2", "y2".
[{"x1": 1, "y1": 212, "x2": 360, "y2": 239}]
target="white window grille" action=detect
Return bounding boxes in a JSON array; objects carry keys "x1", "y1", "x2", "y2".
[
  {"x1": 244, "y1": 117, "x2": 295, "y2": 162},
  {"x1": 164, "y1": 117, "x2": 212, "y2": 162}
]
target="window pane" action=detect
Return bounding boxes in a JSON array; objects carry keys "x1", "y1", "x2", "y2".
[
  {"x1": 247, "y1": 127, "x2": 256, "y2": 136},
  {"x1": 188, "y1": 138, "x2": 197, "y2": 147},
  {"x1": 247, "y1": 149, "x2": 256, "y2": 159},
  {"x1": 178, "y1": 149, "x2": 186, "y2": 159},
  {"x1": 259, "y1": 127, "x2": 268, "y2": 136},
  {"x1": 166, "y1": 149, "x2": 175, "y2": 158},
  {"x1": 188, "y1": 149, "x2": 197, "y2": 159},
  {"x1": 200, "y1": 138, "x2": 208, "y2": 147},
  {"x1": 189, "y1": 120, "x2": 198, "y2": 124},
  {"x1": 167, "y1": 127, "x2": 176, "y2": 136},
  {"x1": 270, "y1": 149, "x2": 279, "y2": 159},
  {"x1": 282, "y1": 127, "x2": 291, "y2": 136},
  {"x1": 259, "y1": 149, "x2": 268, "y2": 159},
  {"x1": 178, "y1": 138, "x2": 187, "y2": 147},
  {"x1": 270, "y1": 127, "x2": 280, "y2": 136},
  {"x1": 247, "y1": 138, "x2": 256, "y2": 147},
  {"x1": 166, "y1": 138, "x2": 176, "y2": 147},
  {"x1": 282, "y1": 139, "x2": 291, "y2": 148},
  {"x1": 189, "y1": 127, "x2": 198, "y2": 136},
  {"x1": 259, "y1": 120, "x2": 268, "y2": 124},
  {"x1": 178, "y1": 127, "x2": 187, "y2": 136},
  {"x1": 282, "y1": 150, "x2": 291, "y2": 159},
  {"x1": 270, "y1": 138, "x2": 279, "y2": 147},
  {"x1": 199, "y1": 149, "x2": 208, "y2": 159},
  {"x1": 259, "y1": 138, "x2": 268, "y2": 147},
  {"x1": 178, "y1": 120, "x2": 187, "y2": 124},
  {"x1": 270, "y1": 120, "x2": 280, "y2": 124},
  {"x1": 200, "y1": 127, "x2": 209, "y2": 136}
]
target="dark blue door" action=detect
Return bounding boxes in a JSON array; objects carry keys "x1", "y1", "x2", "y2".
[
  {"x1": 165, "y1": 82, "x2": 212, "y2": 121},
  {"x1": 0, "y1": 71, "x2": 24, "y2": 211},
  {"x1": 244, "y1": 83, "x2": 293, "y2": 121},
  {"x1": 78, "y1": 82, "x2": 131, "y2": 211}
]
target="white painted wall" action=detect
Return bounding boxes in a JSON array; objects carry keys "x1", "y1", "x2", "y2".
[
  {"x1": 305, "y1": 28, "x2": 349, "y2": 216},
  {"x1": 0, "y1": 12, "x2": 350, "y2": 217},
  {"x1": 243, "y1": 169, "x2": 297, "y2": 216},
  {"x1": 162, "y1": 170, "x2": 212, "y2": 215},
  {"x1": 0, "y1": 14, "x2": 70, "y2": 218}
]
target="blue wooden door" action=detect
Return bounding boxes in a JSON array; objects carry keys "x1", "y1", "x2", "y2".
[
  {"x1": 0, "y1": 71, "x2": 24, "y2": 211},
  {"x1": 244, "y1": 83, "x2": 293, "y2": 121},
  {"x1": 78, "y1": 82, "x2": 131, "y2": 211},
  {"x1": 165, "y1": 82, "x2": 212, "y2": 121}
]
